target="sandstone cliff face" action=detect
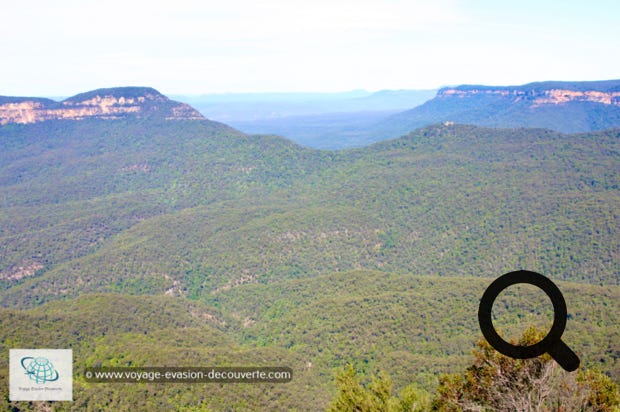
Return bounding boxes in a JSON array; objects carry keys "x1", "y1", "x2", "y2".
[
  {"x1": 377, "y1": 79, "x2": 620, "y2": 136},
  {"x1": 529, "y1": 89, "x2": 620, "y2": 107},
  {"x1": 0, "y1": 87, "x2": 204, "y2": 125},
  {"x1": 437, "y1": 85, "x2": 620, "y2": 108}
]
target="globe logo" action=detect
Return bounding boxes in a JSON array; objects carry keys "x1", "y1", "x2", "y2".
[{"x1": 20, "y1": 356, "x2": 60, "y2": 384}]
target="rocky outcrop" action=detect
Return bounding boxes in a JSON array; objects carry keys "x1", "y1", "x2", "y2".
[
  {"x1": 437, "y1": 80, "x2": 620, "y2": 108},
  {"x1": 0, "y1": 87, "x2": 204, "y2": 125},
  {"x1": 375, "y1": 79, "x2": 620, "y2": 136},
  {"x1": 529, "y1": 89, "x2": 620, "y2": 107}
]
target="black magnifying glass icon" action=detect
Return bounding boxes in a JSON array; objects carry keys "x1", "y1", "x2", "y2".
[{"x1": 478, "y1": 270, "x2": 580, "y2": 372}]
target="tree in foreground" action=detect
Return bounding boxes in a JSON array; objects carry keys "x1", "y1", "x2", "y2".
[
  {"x1": 328, "y1": 364, "x2": 431, "y2": 412},
  {"x1": 432, "y1": 326, "x2": 620, "y2": 411}
]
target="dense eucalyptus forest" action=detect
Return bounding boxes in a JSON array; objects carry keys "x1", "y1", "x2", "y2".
[{"x1": 0, "y1": 115, "x2": 618, "y2": 410}]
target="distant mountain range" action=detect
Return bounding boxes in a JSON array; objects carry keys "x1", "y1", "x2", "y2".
[
  {"x1": 172, "y1": 89, "x2": 437, "y2": 122},
  {"x1": 3, "y1": 81, "x2": 620, "y2": 149},
  {"x1": 373, "y1": 79, "x2": 620, "y2": 140},
  {"x1": 182, "y1": 79, "x2": 620, "y2": 148},
  {"x1": 0, "y1": 87, "x2": 203, "y2": 125},
  {"x1": 170, "y1": 89, "x2": 438, "y2": 149}
]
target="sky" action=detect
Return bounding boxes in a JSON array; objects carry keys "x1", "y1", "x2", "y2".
[{"x1": 2, "y1": 0, "x2": 619, "y2": 97}]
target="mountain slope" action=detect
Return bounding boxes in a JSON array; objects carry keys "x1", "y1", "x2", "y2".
[
  {"x1": 0, "y1": 294, "x2": 326, "y2": 411},
  {"x1": 217, "y1": 270, "x2": 620, "y2": 386},
  {"x1": 374, "y1": 79, "x2": 620, "y2": 138},
  {"x1": 0, "y1": 116, "x2": 335, "y2": 301},
  {"x1": 1, "y1": 274, "x2": 618, "y2": 411},
  {"x1": 1, "y1": 121, "x2": 618, "y2": 308}
]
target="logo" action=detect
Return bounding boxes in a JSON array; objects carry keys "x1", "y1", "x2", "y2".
[
  {"x1": 21, "y1": 356, "x2": 60, "y2": 383},
  {"x1": 9, "y1": 349, "x2": 73, "y2": 401}
]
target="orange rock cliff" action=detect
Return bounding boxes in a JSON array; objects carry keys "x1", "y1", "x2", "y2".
[
  {"x1": 0, "y1": 87, "x2": 204, "y2": 125},
  {"x1": 438, "y1": 85, "x2": 620, "y2": 108}
]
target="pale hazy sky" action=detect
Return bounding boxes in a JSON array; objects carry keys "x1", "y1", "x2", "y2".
[{"x1": 2, "y1": 0, "x2": 619, "y2": 96}]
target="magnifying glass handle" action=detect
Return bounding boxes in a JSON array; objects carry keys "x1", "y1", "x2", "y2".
[{"x1": 548, "y1": 340, "x2": 580, "y2": 372}]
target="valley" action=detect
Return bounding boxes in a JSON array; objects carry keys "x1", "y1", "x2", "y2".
[{"x1": 0, "y1": 88, "x2": 618, "y2": 410}]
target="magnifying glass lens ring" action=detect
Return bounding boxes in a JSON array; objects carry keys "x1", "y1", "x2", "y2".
[{"x1": 478, "y1": 270, "x2": 568, "y2": 359}]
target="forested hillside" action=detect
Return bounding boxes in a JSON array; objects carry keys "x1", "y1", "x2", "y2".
[
  {"x1": 1, "y1": 273, "x2": 618, "y2": 411},
  {"x1": 1, "y1": 116, "x2": 618, "y2": 410},
  {"x1": 1, "y1": 122, "x2": 617, "y2": 306}
]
